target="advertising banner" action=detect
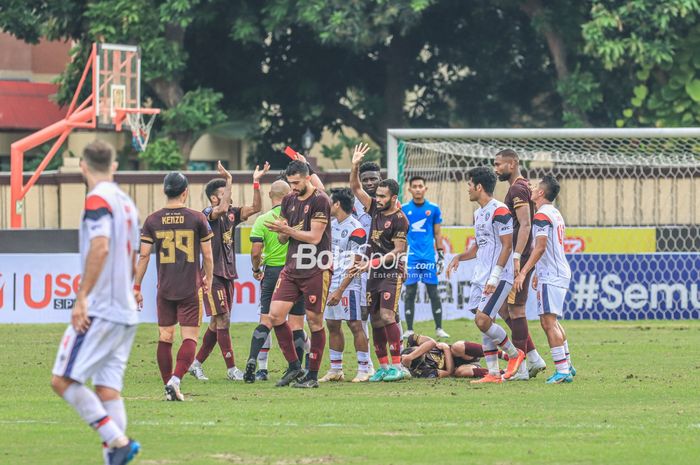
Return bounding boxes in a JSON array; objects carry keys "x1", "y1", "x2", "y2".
[{"x1": 1, "y1": 252, "x2": 697, "y2": 324}]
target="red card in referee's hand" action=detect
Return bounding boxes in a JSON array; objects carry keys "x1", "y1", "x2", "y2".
[{"x1": 284, "y1": 146, "x2": 298, "y2": 160}]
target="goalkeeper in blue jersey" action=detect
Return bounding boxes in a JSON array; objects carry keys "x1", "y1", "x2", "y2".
[{"x1": 402, "y1": 176, "x2": 448, "y2": 339}]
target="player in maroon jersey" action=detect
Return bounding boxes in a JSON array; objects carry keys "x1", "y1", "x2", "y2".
[
  {"x1": 264, "y1": 160, "x2": 333, "y2": 388},
  {"x1": 134, "y1": 172, "x2": 214, "y2": 401},
  {"x1": 350, "y1": 143, "x2": 409, "y2": 382},
  {"x1": 188, "y1": 161, "x2": 269, "y2": 381},
  {"x1": 494, "y1": 149, "x2": 547, "y2": 379}
]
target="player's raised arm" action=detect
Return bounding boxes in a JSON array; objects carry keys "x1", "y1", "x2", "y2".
[
  {"x1": 350, "y1": 143, "x2": 372, "y2": 211},
  {"x1": 208, "y1": 161, "x2": 233, "y2": 221},
  {"x1": 240, "y1": 162, "x2": 270, "y2": 220}
]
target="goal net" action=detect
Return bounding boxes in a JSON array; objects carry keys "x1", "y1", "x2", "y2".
[{"x1": 388, "y1": 128, "x2": 700, "y2": 320}]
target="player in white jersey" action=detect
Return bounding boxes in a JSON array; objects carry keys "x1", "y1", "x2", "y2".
[
  {"x1": 446, "y1": 167, "x2": 525, "y2": 384},
  {"x1": 513, "y1": 175, "x2": 575, "y2": 384},
  {"x1": 50, "y1": 140, "x2": 140, "y2": 465},
  {"x1": 319, "y1": 188, "x2": 374, "y2": 382}
]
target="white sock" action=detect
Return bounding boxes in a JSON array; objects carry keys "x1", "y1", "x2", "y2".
[
  {"x1": 102, "y1": 399, "x2": 126, "y2": 432},
  {"x1": 551, "y1": 345, "x2": 569, "y2": 374},
  {"x1": 329, "y1": 349, "x2": 343, "y2": 370},
  {"x1": 168, "y1": 376, "x2": 181, "y2": 386},
  {"x1": 257, "y1": 334, "x2": 271, "y2": 370},
  {"x1": 485, "y1": 323, "x2": 518, "y2": 358},
  {"x1": 563, "y1": 339, "x2": 571, "y2": 364},
  {"x1": 527, "y1": 349, "x2": 543, "y2": 364},
  {"x1": 63, "y1": 384, "x2": 124, "y2": 447},
  {"x1": 482, "y1": 334, "x2": 500, "y2": 376},
  {"x1": 357, "y1": 351, "x2": 370, "y2": 372}
]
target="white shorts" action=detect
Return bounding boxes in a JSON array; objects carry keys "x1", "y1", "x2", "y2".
[
  {"x1": 325, "y1": 289, "x2": 363, "y2": 321},
  {"x1": 52, "y1": 317, "x2": 137, "y2": 392},
  {"x1": 468, "y1": 280, "x2": 513, "y2": 319},
  {"x1": 537, "y1": 282, "x2": 568, "y2": 317},
  {"x1": 360, "y1": 275, "x2": 367, "y2": 307}
]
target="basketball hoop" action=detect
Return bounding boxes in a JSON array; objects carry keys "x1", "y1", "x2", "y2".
[{"x1": 114, "y1": 108, "x2": 160, "y2": 152}]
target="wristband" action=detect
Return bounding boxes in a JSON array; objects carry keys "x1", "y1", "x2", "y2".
[
  {"x1": 371, "y1": 258, "x2": 381, "y2": 268},
  {"x1": 252, "y1": 268, "x2": 261, "y2": 273},
  {"x1": 253, "y1": 181, "x2": 260, "y2": 190},
  {"x1": 487, "y1": 265, "x2": 503, "y2": 287},
  {"x1": 133, "y1": 284, "x2": 141, "y2": 291},
  {"x1": 513, "y1": 252, "x2": 521, "y2": 260}
]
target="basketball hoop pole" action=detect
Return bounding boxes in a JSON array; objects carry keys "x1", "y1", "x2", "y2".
[{"x1": 9, "y1": 45, "x2": 97, "y2": 228}]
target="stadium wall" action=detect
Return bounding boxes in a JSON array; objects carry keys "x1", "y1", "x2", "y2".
[{"x1": 1, "y1": 170, "x2": 698, "y2": 229}]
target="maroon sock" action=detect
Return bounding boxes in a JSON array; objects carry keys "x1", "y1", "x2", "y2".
[
  {"x1": 217, "y1": 328, "x2": 235, "y2": 369},
  {"x1": 173, "y1": 338, "x2": 196, "y2": 380},
  {"x1": 462, "y1": 341, "x2": 485, "y2": 358},
  {"x1": 195, "y1": 328, "x2": 217, "y2": 364},
  {"x1": 472, "y1": 367, "x2": 490, "y2": 378},
  {"x1": 385, "y1": 322, "x2": 402, "y2": 364},
  {"x1": 274, "y1": 322, "x2": 299, "y2": 363},
  {"x1": 372, "y1": 326, "x2": 389, "y2": 361},
  {"x1": 526, "y1": 334, "x2": 537, "y2": 353},
  {"x1": 308, "y1": 329, "x2": 326, "y2": 372},
  {"x1": 510, "y1": 317, "x2": 530, "y2": 353},
  {"x1": 157, "y1": 341, "x2": 173, "y2": 384}
]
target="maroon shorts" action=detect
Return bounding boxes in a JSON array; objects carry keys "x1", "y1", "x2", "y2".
[
  {"x1": 157, "y1": 291, "x2": 202, "y2": 327},
  {"x1": 271, "y1": 267, "x2": 331, "y2": 314},
  {"x1": 508, "y1": 266, "x2": 534, "y2": 306},
  {"x1": 366, "y1": 277, "x2": 403, "y2": 314},
  {"x1": 203, "y1": 275, "x2": 234, "y2": 317}
]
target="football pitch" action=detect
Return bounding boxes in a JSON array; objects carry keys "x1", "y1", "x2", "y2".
[{"x1": 2, "y1": 320, "x2": 699, "y2": 465}]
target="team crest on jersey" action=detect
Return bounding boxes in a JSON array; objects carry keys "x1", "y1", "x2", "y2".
[
  {"x1": 228, "y1": 212, "x2": 235, "y2": 222},
  {"x1": 484, "y1": 212, "x2": 490, "y2": 221},
  {"x1": 304, "y1": 205, "x2": 310, "y2": 214},
  {"x1": 426, "y1": 210, "x2": 431, "y2": 216},
  {"x1": 383, "y1": 292, "x2": 391, "y2": 301},
  {"x1": 341, "y1": 229, "x2": 348, "y2": 238},
  {"x1": 309, "y1": 295, "x2": 317, "y2": 304},
  {"x1": 384, "y1": 220, "x2": 391, "y2": 228}
]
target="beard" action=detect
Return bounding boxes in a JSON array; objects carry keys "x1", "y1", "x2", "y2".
[{"x1": 497, "y1": 172, "x2": 511, "y2": 182}]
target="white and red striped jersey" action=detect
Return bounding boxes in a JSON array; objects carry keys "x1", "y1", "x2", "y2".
[
  {"x1": 330, "y1": 215, "x2": 366, "y2": 293},
  {"x1": 80, "y1": 182, "x2": 140, "y2": 325},
  {"x1": 473, "y1": 198, "x2": 514, "y2": 286},
  {"x1": 532, "y1": 203, "x2": 571, "y2": 289}
]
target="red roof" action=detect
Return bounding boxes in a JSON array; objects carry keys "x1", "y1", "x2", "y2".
[{"x1": 0, "y1": 81, "x2": 66, "y2": 130}]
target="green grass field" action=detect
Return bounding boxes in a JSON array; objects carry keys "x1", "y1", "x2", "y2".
[{"x1": 1, "y1": 320, "x2": 699, "y2": 465}]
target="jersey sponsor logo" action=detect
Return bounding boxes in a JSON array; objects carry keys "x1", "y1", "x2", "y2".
[{"x1": 411, "y1": 217, "x2": 428, "y2": 233}]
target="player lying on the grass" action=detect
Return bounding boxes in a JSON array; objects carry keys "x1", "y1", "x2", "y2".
[
  {"x1": 446, "y1": 167, "x2": 525, "y2": 384},
  {"x1": 319, "y1": 188, "x2": 374, "y2": 383},
  {"x1": 513, "y1": 175, "x2": 576, "y2": 384},
  {"x1": 244, "y1": 179, "x2": 308, "y2": 383},
  {"x1": 494, "y1": 149, "x2": 546, "y2": 379},
  {"x1": 264, "y1": 160, "x2": 333, "y2": 388},
  {"x1": 350, "y1": 143, "x2": 410, "y2": 382},
  {"x1": 51, "y1": 140, "x2": 140, "y2": 465},
  {"x1": 135, "y1": 172, "x2": 214, "y2": 401},
  {"x1": 402, "y1": 334, "x2": 507, "y2": 379},
  {"x1": 189, "y1": 161, "x2": 268, "y2": 381},
  {"x1": 402, "y1": 176, "x2": 449, "y2": 340}
]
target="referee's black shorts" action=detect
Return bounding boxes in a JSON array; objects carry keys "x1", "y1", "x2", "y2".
[{"x1": 259, "y1": 265, "x2": 305, "y2": 316}]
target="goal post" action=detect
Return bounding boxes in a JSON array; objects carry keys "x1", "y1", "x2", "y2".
[{"x1": 387, "y1": 128, "x2": 700, "y2": 320}]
